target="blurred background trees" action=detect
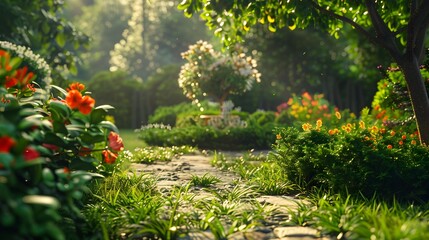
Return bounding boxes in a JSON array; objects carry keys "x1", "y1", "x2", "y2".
[{"x1": 1, "y1": 0, "x2": 392, "y2": 128}]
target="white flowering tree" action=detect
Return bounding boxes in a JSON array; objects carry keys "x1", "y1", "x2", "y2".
[{"x1": 178, "y1": 40, "x2": 261, "y2": 110}]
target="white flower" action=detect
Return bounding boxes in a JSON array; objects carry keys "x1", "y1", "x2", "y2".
[{"x1": 0, "y1": 41, "x2": 52, "y2": 90}]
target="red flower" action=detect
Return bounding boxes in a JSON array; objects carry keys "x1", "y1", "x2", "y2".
[
  {"x1": 0, "y1": 50, "x2": 12, "y2": 71},
  {"x1": 102, "y1": 149, "x2": 117, "y2": 164},
  {"x1": 5, "y1": 75, "x2": 18, "y2": 88},
  {"x1": 24, "y1": 147, "x2": 39, "y2": 161},
  {"x1": 42, "y1": 143, "x2": 59, "y2": 152},
  {"x1": 66, "y1": 90, "x2": 83, "y2": 109},
  {"x1": 78, "y1": 96, "x2": 95, "y2": 114},
  {"x1": 0, "y1": 136, "x2": 15, "y2": 152},
  {"x1": 78, "y1": 147, "x2": 92, "y2": 156},
  {"x1": 108, "y1": 131, "x2": 124, "y2": 151},
  {"x1": 67, "y1": 82, "x2": 85, "y2": 92},
  {"x1": 9, "y1": 66, "x2": 35, "y2": 88}
]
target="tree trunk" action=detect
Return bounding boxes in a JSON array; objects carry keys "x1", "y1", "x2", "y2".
[{"x1": 398, "y1": 56, "x2": 429, "y2": 145}]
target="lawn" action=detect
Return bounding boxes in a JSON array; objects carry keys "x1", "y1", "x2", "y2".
[{"x1": 119, "y1": 128, "x2": 146, "y2": 151}]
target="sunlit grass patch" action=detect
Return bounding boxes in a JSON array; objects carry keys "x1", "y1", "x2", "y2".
[
  {"x1": 212, "y1": 151, "x2": 295, "y2": 195},
  {"x1": 131, "y1": 145, "x2": 197, "y2": 163},
  {"x1": 190, "y1": 173, "x2": 221, "y2": 187}
]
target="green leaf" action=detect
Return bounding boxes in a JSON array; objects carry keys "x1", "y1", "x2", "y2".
[
  {"x1": 22, "y1": 195, "x2": 60, "y2": 208},
  {"x1": 0, "y1": 153, "x2": 14, "y2": 168},
  {"x1": 90, "y1": 108, "x2": 107, "y2": 124},
  {"x1": 99, "y1": 121, "x2": 119, "y2": 133},
  {"x1": 95, "y1": 104, "x2": 115, "y2": 110},
  {"x1": 49, "y1": 101, "x2": 71, "y2": 119},
  {"x1": 69, "y1": 64, "x2": 78, "y2": 75},
  {"x1": 50, "y1": 85, "x2": 68, "y2": 96},
  {"x1": 55, "y1": 33, "x2": 66, "y2": 47},
  {"x1": 9, "y1": 57, "x2": 22, "y2": 69}
]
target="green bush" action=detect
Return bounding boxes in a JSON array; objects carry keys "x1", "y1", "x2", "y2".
[
  {"x1": 87, "y1": 70, "x2": 143, "y2": 128},
  {"x1": 371, "y1": 65, "x2": 429, "y2": 132},
  {"x1": 149, "y1": 101, "x2": 219, "y2": 126},
  {"x1": 137, "y1": 124, "x2": 275, "y2": 150},
  {"x1": 0, "y1": 42, "x2": 124, "y2": 239},
  {"x1": 248, "y1": 110, "x2": 276, "y2": 126},
  {"x1": 272, "y1": 121, "x2": 429, "y2": 202}
]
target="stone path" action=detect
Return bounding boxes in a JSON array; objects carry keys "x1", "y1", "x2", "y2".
[{"x1": 131, "y1": 153, "x2": 332, "y2": 240}]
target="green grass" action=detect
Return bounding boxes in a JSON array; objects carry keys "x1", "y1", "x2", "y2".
[
  {"x1": 81, "y1": 146, "x2": 429, "y2": 239},
  {"x1": 119, "y1": 129, "x2": 146, "y2": 151}
]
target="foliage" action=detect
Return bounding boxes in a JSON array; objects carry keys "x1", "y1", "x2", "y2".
[
  {"x1": 70, "y1": 0, "x2": 212, "y2": 80},
  {"x1": 371, "y1": 65, "x2": 429, "y2": 133},
  {"x1": 272, "y1": 118, "x2": 429, "y2": 202},
  {"x1": 212, "y1": 152, "x2": 294, "y2": 195},
  {"x1": 190, "y1": 173, "x2": 221, "y2": 187},
  {"x1": 288, "y1": 193, "x2": 429, "y2": 239},
  {"x1": 82, "y1": 170, "x2": 272, "y2": 239},
  {"x1": 148, "y1": 101, "x2": 217, "y2": 126},
  {"x1": 0, "y1": 43, "x2": 124, "y2": 238},
  {"x1": 179, "y1": 40, "x2": 261, "y2": 107},
  {"x1": 130, "y1": 146, "x2": 197, "y2": 163},
  {"x1": 0, "y1": 0, "x2": 89, "y2": 83},
  {"x1": 87, "y1": 70, "x2": 144, "y2": 128},
  {"x1": 137, "y1": 124, "x2": 275, "y2": 150},
  {"x1": 144, "y1": 64, "x2": 188, "y2": 109},
  {"x1": 178, "y1": 0, "x2": 429, "y2": 145},
  {"x1": 275, "y1": 91, "x2": 356, "y2": 127}
]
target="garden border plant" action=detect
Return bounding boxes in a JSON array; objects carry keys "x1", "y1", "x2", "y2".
[{"x1": 0, "y1": 42, "x2": 125, "y2": 239}]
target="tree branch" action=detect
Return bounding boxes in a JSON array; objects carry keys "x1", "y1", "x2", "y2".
[
  {"x1": 310, "y1": 1, "x2": 383, "y2": 49},
  {"x1": 364, "y1": 0, "x2": 401, "y2": 59}
]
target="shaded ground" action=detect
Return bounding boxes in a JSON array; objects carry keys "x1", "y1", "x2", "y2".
[{"x1": 131, "y1": 152, "x2": 332, "y2": 240}]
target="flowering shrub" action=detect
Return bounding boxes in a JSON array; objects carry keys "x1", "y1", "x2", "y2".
[
  {"x1": 272, "y1": 118, "x2": 429, "y2": 202},
  {"x1": 275, "y1": 92, "x2": 355, "y2": 127},
  {"x1": 178, "y1": 40, "x2": 261, "y2": 108},
  {"x1": 0, "y1": 42, "x2": 124, "y2": 238},
  {"x1": 371, "y1": 65, "x2": 429, "y2": 133}
]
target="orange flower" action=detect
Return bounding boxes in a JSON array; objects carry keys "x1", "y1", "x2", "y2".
[
  {"x1": 387, "y1": 144, "x2": 393, "y2": 149},
  {"x1": 276, "y1": 134, "x2": 282, "y2": 140},
  {"x1": 398, "y1": 140, "x2": 404, "y2": 146},
  {"x1": 66, "y1": 90, "x2": 83, "y2": 109},
  {"x1": 328, "y1": 129, "x2": 338, "y2": 135},
  {"x1": 67, "y1": 82, "x2": 85, "y2": 92},
  {"x1": 401, "y1": 135, "x2": 407, "y2": 140},
  {"x1": 108, "y1": 131, "x2": 124, "y2": 151},
  {"x1": 302, "y1": 92, "x2": 312, "y2": 100},
  {"x1": 359, "y1": 121, "x2": 365, "y2": 129},
  {"x1": 390, "y1": 131, "x2": 396, "y2": 136},
  {"x1": 102, "y1": 149, "x2": 118, "y2": 164},
  {"x1": 411, "y1": 140, "x2": 417, "y2": 145},
  {"x1": 0, "y1": 136, "x2": 15, "y2": 152},
  {"x1": 78, "y1": 96, "x2": 95, "y2": 114},
  {"x1": 10, "y1": 66, "x2": 35, "y2": 87}
]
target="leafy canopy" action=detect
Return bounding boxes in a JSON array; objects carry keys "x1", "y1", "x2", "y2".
[{"x1": 179, "y1": 1, "x2": 418, "y2": 50}]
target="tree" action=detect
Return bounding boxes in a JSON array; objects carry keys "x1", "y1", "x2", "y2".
[
  {"x1": 0, "y1": 0, "x2": 89, "y2": 84},
  {"x1": 178, "y1": 40, "x2": 261, "y2": 109},
  {"x1": 178, "y1": 1, "x2": 429, "y2": 145}
]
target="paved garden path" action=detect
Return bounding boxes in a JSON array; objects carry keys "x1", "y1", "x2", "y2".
[{"x1": 131, "y1": 152, "x2": 332, "y2": 240}]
